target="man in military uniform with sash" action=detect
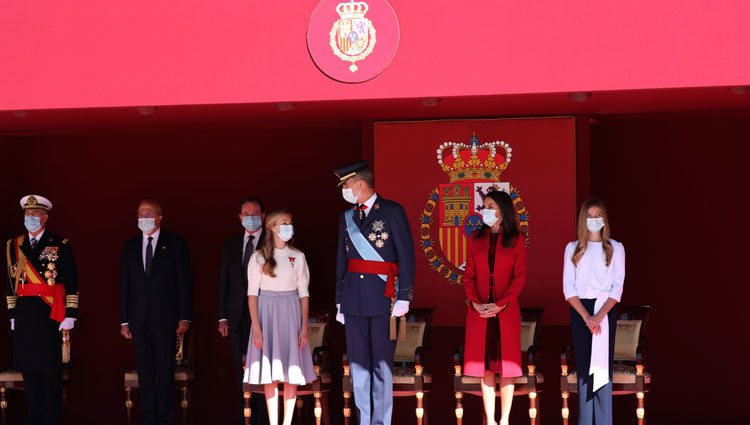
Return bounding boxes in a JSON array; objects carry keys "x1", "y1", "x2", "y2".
[
  {"x1": 5, "y1": 195, "x2": 79, "y2": 425},
  {"x1": 334, "y1": 161, "x2": 415, "y2": 425}
]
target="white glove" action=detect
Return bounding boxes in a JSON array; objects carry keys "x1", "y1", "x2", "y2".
[
  {"x1": 10, "y1": 319, "x2": 14, "y2": 331},
  {"x1": 336, "y1": 304, "x2": 345, "y2": 325},
  {"x1": 391, "y1": 300, "x2": 410, "y2": 317},
  {"x1": 59, "y1": 317, "x2": 76, "y2": 331}
]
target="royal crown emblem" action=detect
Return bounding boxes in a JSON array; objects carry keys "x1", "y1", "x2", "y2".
[
  {"x1": 420, "y1": 133, "x2": 530, "y2": 285},
  {"x1": 329, "y1": 1, "x2": 376, "y2": 72}
]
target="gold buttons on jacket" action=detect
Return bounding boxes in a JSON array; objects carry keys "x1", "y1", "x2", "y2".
[{"x1": 360, "y1": 275, "x2": 364, "y2": 279}]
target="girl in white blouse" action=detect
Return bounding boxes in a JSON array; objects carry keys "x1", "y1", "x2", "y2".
[
  {"x1": 562, "y1": 198, "x2": 625, "y2": 425},
  {"x1": 244, "y1": 210, "x2": 316, "y2": 425}
]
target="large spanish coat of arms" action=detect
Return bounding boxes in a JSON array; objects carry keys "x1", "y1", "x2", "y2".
[
  {"x1": 420, "y1": 134, "x2": 530, "y2": 285},
  {"x1": 329, "y1": 1, "x2": 376, "y2": 73}
]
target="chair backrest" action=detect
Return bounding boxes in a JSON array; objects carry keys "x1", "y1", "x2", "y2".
[
  {"x1": 614, "y1": 305, "x2": 650, "y2": 363},
  {"x1": 175, "y1": 327, "x2": 193, "y2": 368},
  {"x1": 307, "y1": 309, "x2": 333, "y2": 350},
  {"x1": 393, "y1": 308, "x2": 435, "y2": 364},
  {"x1": 520, "y1": 307, "x2": 544, "y2": 353}
]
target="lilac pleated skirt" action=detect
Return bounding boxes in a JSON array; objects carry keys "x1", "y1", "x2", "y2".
[{"x1": 243, "y1": 290, "x2": 316, "y2": 385}]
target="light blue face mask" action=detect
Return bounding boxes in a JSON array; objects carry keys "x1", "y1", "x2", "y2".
[
  {"x1": 481, "y1": 208, "x2": 499, "y2": 227},
  {"x1": 242, "y1": 215, "x2": 262, "y2": 232},
  {"x1": 277, "y1": 224, "x2": 294, "y2": 242},
  {"x1": 24, "y1": 216, "x2": 42, "y2": 233},
  {"x1": 138, "y1": 218, "x2": 156, "y2": 233}
]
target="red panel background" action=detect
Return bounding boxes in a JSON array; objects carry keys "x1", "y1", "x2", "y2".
[{"x1": 374, "y1": 118, "x2": 577, "y2": 325}]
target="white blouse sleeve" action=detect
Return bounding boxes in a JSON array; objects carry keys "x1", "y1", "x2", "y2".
[
  {"x1": 296, "y1": 252, "x2": 310, "y2": 298},
  {"x1": 247, "y1": 253, "x2": 263, "y2": 296},
  {"x1": 562, "y1": 242, "x2": 578, "y2": 300},
  {"x1": 608, "y1": 242, "x2": 626, "y2": 302}
]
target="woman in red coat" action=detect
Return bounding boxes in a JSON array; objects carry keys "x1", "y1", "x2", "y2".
[{"x1": 463, "y1": 190, "x2": 527, "y2": 425}]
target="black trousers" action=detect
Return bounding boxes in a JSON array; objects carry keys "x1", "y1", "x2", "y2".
[
  {"x1": 23, "y1": 372, "x2": 63, "y2": 425},
  {"x1": 132, "y1": 323, "x2": 177, "y2": 425},
  {"x1": 230, "y1": 312, "x2": 268, "y2": 425},
  {"x1": 570, "y1": 299, "x2": 617, "y2": 425}
]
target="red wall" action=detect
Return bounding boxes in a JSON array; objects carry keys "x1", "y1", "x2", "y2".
[
  {"x1": 2, "y1": 114, "x2": 748, "y2": 424},
  {"x1": 0, "y1": 128, "x2": 360, "y2": 424},
  {"x1": 589, "y1": 115, "x2": 749, "y2": 423},
  {"x1": 2, "y1": 1, "x2": 750, "y2": 110}
]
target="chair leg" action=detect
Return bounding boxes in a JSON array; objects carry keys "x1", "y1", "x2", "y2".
[
  {"x1": 343, "y1": 389, "x2": 351, "y2": 425},
  {"x1": 1, "y1": 387, "x2": 7, "y2": 425},
  {"x1": 454, "y1": 391, "x2": 463, "y2": 425},
  {"x1": 295, "y1": 397, "x2": 304, "y2": 425},
  {"x1": 529, "y1": 390, "x2": 538, "y2": 425},
  {"x1": 321, "y1": 392, "x2": 330, "y2": 425},
  {"x1": 180, "y1": 385, "x2": 188, "y2": 425},
  {"x1": 125, "y1": 386, "x2": 133, "y2": 425},
  {"x1": 244, "y1": 391, "x2": 252, "y2": 425},
  {"x1": 637, "y1": 391, "x2": 646, "y2": 425},
  {"x1": 313, "y1": 391, "x2": 322, "y2": 425},
  {"x1": 561, "y1": 391, "x2": 569, "y2": 425},
  {"x1": 416, "y1": 391, "x2": 424, "y2": 425}
]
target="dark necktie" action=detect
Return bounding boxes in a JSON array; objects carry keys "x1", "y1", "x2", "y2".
[
  {"x1": 145, "y1": 236, "x2": 154, "y2": 274},
  {"x1": 242, "y1": 235, "x2": 255, "y2": 280},
  {"x1": 357, "y1": 204, "x2": 368, "y2": 224},
  {"x1": 30, "y1": 238, "x2": 38, "y2": 250}
]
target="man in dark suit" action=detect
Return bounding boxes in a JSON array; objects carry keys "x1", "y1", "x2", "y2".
[
  {"x1": 5, "y1": 194, "x2": 79, "y2": 425},
  {"x1": 120, "y1": 199, "x2": 192, "y2": 425},
  {"x1": 217, "y1": 196, "x2": 268, "y2": 425},
  {"x1": 334, "y1": 162, "x2": 415, "y2": 425}
]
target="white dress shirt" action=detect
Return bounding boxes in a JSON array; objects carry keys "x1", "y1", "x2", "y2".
[
  {"x1": 243, "y1": 227, "x2": 262, "y2": 257},
  {"x1": 142, "y1": 228, "x2": 161, "y2": 271},
  {"x1": 28, "y1": 229, "x2": 45, "y2": 247},
  {"x1": 361, "y1": 193, "x2": 378, "y2": 217},
  {"x1": 563, "y1": 239, "x2": 625, "y2": 302}
]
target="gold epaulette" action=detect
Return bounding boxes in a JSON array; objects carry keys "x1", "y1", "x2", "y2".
[
  {"x1": 6, "y1": 296, "x2": 16, "y2": 310},
  {"x1": 65, "y1": 293, "x2": 79, "y2": 309}
]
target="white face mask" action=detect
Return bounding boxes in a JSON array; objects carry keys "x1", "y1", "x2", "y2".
[
  {"x1": 277, "y1": 224, "x2": 294, "y2": 242},
  {"x1": 587, "y1": 217, "x2": 605, "y2": 233},
  {"x1": 481, "y1": 209, "x2": 499, "y2": 227},
  {"x1": 342, "y1": 183, "x2": 360, "y2": 204},
  {"x1": 138, "y1": 218, "x2": 156, "y2": 233}
]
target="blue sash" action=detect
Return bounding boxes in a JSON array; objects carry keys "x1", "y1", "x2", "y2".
[{"x1": 345, "y1": 210, "x2": 387, "y2": 282}]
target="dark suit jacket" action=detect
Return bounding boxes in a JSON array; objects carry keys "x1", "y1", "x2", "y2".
[
  {"x1": 120, "y1": 230, "x2": 192, "y2": 330},
  {"x1": 335, "y1": 195, "x2": 415, "y2": 316},
  {"x1": 218, "y1": 230, "x2": 265, "y2": 331}
]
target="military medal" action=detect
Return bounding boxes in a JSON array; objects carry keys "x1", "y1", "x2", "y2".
[
  {"x1": 45, "y1": 262, "x2": 57, "y2": 285},
  {"x1": 370, "y1": 220, "x2": 388, "y2": 249}
]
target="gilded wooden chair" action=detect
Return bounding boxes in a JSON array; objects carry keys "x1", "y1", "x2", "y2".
[
  {"x1": 0, "y1": 330, "x2": 72, "y2": 425},
  {"x1": 452, "y1": 307, "x2": 545, "y2": 425},
  {"x1": 124, "y1": 328, "x2": 195, "y2": 425},
  {"x1": 560, "y1": 305, "x2": 651, "y2": 425},
  {"x1": 342, "y1": 307, "x2": 436, "y2": 425},
  {"x1": 243, "y1": 309, "x2": 333, "y2": 425}
]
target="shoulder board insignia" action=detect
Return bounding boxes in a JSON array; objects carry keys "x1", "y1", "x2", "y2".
[{"x1": 62, "y1": 239, "x2": 69, "y2": 244}]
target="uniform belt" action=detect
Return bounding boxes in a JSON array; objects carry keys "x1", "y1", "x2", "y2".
[
  {"x1": 17, "y1": 283, "x2": 66, "y2": 323},
  {"x1": 347, "y1": 259, "x2": 399, "y2": 298}
]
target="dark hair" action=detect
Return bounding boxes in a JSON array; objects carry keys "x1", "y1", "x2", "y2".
[
  {"x1": 475, "y1": 190, "x2": 518, "y2": 248},
  {"x1": 239, "y1": 196, "x2": 265, "y2": 213},
  {"x1": 352, "y1": 169, "x2": 375, "y2": 188}
]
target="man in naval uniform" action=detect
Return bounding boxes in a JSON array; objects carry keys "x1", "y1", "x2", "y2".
[
  {"x1": 5, "y1": 195, "x2": 79, "y2": 425},
  {"x1": 334, "y1": 161, "x2": 415, "y2": 425}
]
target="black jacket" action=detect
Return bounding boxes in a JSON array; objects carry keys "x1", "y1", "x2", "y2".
[
  {"x1": 218, "y1": 231, "x2": 265, "y2": 331},
  {"x1": 120, "y1": 230, "x2": 192, "y2": 330}
]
